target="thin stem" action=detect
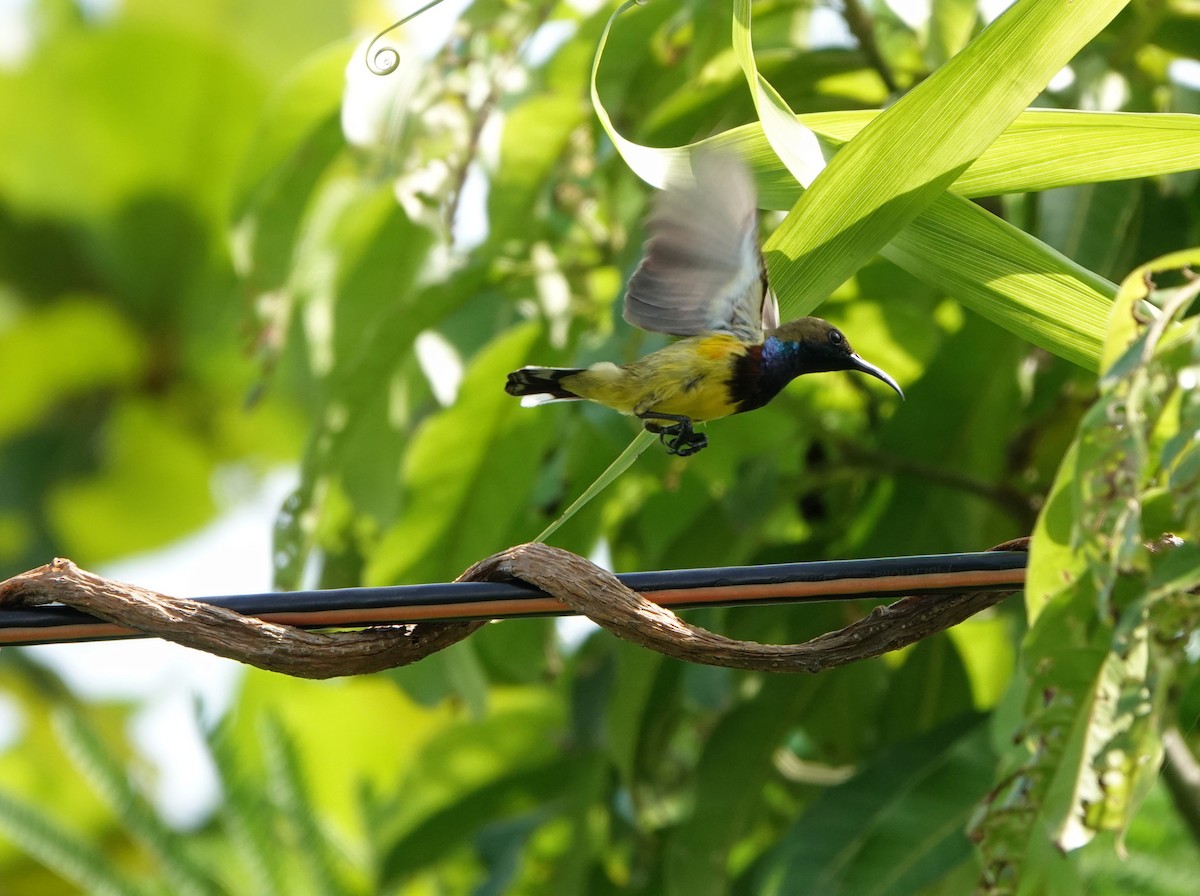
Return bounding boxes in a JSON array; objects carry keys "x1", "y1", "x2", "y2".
[
  {"x1": 1162, "y1": 727, "x2": 1200, "y2": 847},
  {"x1": 839, "y1": 440, "x2": 1038, "y2": 529},
  {"x1": 365, "y1": 0, "x2": 450, "y2": 76},
  {"x1": 840, "y1": 0, "x2": 900, "y2": 95},
  {"x1": 443, "y1": 0, "x2": 559, "y2": 240}
]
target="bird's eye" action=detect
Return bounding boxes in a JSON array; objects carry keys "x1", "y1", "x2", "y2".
[{"x1": 829, "y1": 329, "x2": 845, "y2": 346}]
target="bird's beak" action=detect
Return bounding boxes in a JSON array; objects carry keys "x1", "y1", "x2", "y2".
[{"x1": 849, "y1": 354, "x2": 904, "y2": 399}]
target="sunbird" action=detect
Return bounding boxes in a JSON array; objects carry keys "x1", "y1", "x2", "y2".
[{"x1": 505, "y1": 151, "x2": 902, "y2": 455}]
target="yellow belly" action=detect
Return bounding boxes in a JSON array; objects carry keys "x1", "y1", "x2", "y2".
[{"x1": 562, "y1": 333, "x2": 748, "y2": 423}]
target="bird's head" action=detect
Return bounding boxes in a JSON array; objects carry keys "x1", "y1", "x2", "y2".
[{"x1": 766, "y1": 317, "x2": 904, "y2": 398}]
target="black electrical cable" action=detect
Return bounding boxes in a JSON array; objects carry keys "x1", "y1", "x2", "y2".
[{"x1": 0, "y1": 551, "x2": 1027, "y2": 647}]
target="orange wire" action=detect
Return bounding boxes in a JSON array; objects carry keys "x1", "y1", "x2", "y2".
[{"x1": 4, "y1": 566, "x2": 1025, "y2": 646}]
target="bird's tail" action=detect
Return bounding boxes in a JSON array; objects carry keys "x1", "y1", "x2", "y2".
[{"x1": 505, "y1": 367, "x2": 586, "y2": 406}]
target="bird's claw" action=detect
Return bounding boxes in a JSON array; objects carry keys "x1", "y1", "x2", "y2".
[
  {"x1": 640, "y1": 415, "x2": 708, "y2": 456},
  {"x1": 665, "y1": 431, "x2": 707, "y2": 456}
]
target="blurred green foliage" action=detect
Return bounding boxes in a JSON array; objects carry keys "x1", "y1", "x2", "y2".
[
  {"x1": 0, "y1": 0, "x2": 316, "y2": 571},
  {"x1": 0, "y1": 0, "x2": 1198, "y2": 893}
]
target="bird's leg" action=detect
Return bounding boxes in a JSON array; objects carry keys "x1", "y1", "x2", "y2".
[
  {"x1": 637, "y1": 410, "x2": 692, "y2": 436},
  {"x1": 637, "y1": 412, "x2": 708, "y2": 456}
]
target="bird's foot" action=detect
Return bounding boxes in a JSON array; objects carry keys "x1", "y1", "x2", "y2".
[
  {"x1": 639, "y1": 414, "x2": 708, "y2": 456},
  {"x1": 664, "y1": 430, "x2": 707, "y2": 456}
]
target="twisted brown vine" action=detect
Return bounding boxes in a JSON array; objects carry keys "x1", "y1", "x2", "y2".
[{"x1": 0, "y1": 540, "x2": 1026, "y2": 678}]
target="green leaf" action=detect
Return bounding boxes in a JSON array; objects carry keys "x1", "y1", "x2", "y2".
[
  {"x1": 379, "y1": 759, "x2": 570, "y2": 887},
  {"x1": 259, "y1": 714, "x2": 344, "y2": 896},
  {"x1": 666, "y1": 676, "x2": 820, "y2": 896},
  {"x1": 973, "y1": 578, "x2": 1114, "y2": 890},
  {"x1": 979, "y1": 248, "x2": 1200, "y2": 887},
  {"x1": 1026, "y1": 441, "x2": 1084, "y2": 622},
  {"x1": 52, "y1": 706, "x2": 221, "y2": 896},
  {"x1": 1053, "y1": 626, "x2": 1164, "y2": 854},
  {"x1": 488, "y1": 93, "x2": 587, "y2": 246},
  {"x1": 603, "y1": 642, "x2": 668, "y2": 787},
  {"x1": 595, "y1": 2, "x2": 1132, "y2": 370},
  {"x1": 535, "y1": 430, "x2": 656, "y2": 543},
  {"x1": 270, "y1": 181, "x2": 437, "y2": 588},
  {"x1": 0, "y1": 789, "x2": 147, "y2": 896},
  {"x1": 475, "y1": 808, "x2": 557, "y2": 896},
  {"x1": 589, "y1": 1, "x2": 691, "y2": 188},
  {"x1": 229, "y1": 672, "x2": 452, "y2": 836},
  {"x1": 1036, "y1": 181, "x2": 1141, "y2": 282},
  {"x1": 1079, "y1": 780, "x2": 1200, "y2": 895},
  {"x1": 230, "y1": 39, "x2": 352, "y2": 294},
  {"x1": 758, "y1": 0, "x2": 1129, "y2": 313},
  {"x1": 928, "y1": 0, "x2": 980, "y2": 67},
  {"x1": 0, "y1": 297, "x2": 143, "y2": 441},
  {"x1": 205, "y1": 724, "x2": 287, "y2": 896},
  {"x1": 366, "y1": 323, "x2": 552, "y2": 585},
  {"x1": 730, "y1": 0, "x2": 828, "y2": 188},
  {"x1": 47, "y1": 400, "x2": 217, "y2": 563},
  {"x1": 375, "y1": 690, "x2": 566, "y2": 886},
  {"x1": 738, "y1": 0, "x2": 1122, "y2": 371},
  {"x1": 953, "y1": 111, "x2": 1200, "y2": 198},
  {"x1": 881, "y1": 193, "x2": 1113, "y2": 371},
  {"x1": 123, "y1": 0, "x2": 352, "y2": 79},
  {"x1": 867, "y1": 315, "x2": 1027, "y2": 553},
  {"x1": 735, "y1": 110, "x2": 1200, "y2": 205},
  {"x1": 877, "y1": 637, "x2": 976, "y2": 746},
  {"x1": 471, "y1": 617, "x2": 555, "y2": 685},
  {"x1": 0, "y1": 23, "x2": 264, "y2": 227},
  {"x1": 754, "y1": 718, "x2": 995, "y2": 896}
]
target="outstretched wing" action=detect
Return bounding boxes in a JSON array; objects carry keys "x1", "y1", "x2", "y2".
[{"x1": 624, "y1": 150, "x2": 776, "y2": 342}]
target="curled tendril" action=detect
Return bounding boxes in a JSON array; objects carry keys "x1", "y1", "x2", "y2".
[{"x1": 365, "y1": 0, "x2": 450, "y2": 76}]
